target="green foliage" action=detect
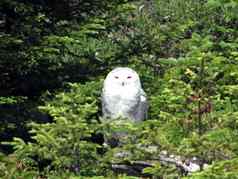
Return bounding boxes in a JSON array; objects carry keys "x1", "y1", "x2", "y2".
[
  {"x1": 185, "y1": 158, "x2": 238, "y2": 179},
  {"x1": 1, "y1": 0, "x2": 238, "y2": 178},
  {"x1": 7, "y1": 82, "x2": 105, "y2": 176}
]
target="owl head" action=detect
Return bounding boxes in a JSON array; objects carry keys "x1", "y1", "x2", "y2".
[{"x1": 103, "y1": 67, "x2": 142, "y2": 88}]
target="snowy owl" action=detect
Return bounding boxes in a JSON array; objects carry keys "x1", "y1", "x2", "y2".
[{"x1": 101, "y1": 67, "x2": 148, "y2": 121}]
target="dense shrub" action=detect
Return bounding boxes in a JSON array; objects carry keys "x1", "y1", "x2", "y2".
[{"x1": 1, "y1": 0, "x2": 238, "y2": 178}]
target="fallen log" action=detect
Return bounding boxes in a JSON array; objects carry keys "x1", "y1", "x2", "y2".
[{"x1": 111, "y1": 151, "x2": 208, "y2": 176}]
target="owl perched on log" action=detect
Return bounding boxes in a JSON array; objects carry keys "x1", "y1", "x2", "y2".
[{"x1": 101, "y1": 67, "x2": 148, "y2": 121}]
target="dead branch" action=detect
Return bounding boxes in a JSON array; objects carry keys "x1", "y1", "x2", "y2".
[{"x1": 111, "y1": 152, "x2": 207, "y2": 176}]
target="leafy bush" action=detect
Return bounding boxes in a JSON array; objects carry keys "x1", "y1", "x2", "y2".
[
  {"x1": 6, "y1": 82, "x2": 104, "y2": 176},
  {"x1": 1, "y1": 0, "x2": 238, "y2": 178}
]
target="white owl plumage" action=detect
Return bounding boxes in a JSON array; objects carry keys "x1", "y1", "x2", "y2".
[{"x1": 101, "y1": 67, "x2": 148, "y2": 121}]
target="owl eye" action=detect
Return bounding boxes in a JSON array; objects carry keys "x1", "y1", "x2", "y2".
[
  {"x1": 114, "y1": 76, "x2": 119, "y2": 79},
  {"x1": 127, "y1": 76, "x2": 132, "y2": 79}
]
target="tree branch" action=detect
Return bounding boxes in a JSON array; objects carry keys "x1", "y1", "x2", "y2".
[{"x1": 111, "y1": 152, "x2": 206, "y2": 176}]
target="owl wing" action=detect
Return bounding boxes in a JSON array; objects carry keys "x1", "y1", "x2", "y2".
[
  {"x1": 141, "y1": 89, "x2": 148, "y2": 119},
  {"x1": 101, "y1": 90, "x2": 111, "y2": 118},
  {"x1": 136, "y1": 88, "x2": 148, "y2": 121}
]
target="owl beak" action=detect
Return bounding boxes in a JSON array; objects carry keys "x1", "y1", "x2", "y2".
[{"x1": 122, "y1": 82, "x2": 125, "y2": 86}]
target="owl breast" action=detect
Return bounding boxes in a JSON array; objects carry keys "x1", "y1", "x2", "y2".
[{"x1": 102, "y1": 86, "x2": 140, "y2": 120}]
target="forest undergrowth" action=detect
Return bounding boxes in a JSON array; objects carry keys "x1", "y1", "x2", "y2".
[{"x1": 0, "y1": 0, "x2": 238, "y2": 178}]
